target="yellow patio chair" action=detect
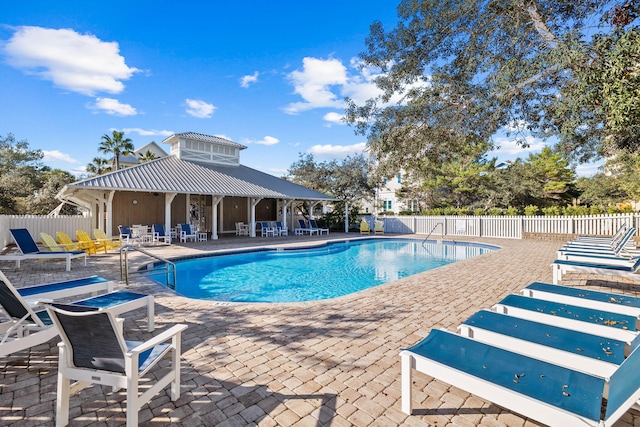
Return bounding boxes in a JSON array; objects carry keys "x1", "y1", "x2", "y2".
[
  {"x1": 40, "y1": 232, "x2": 64, "y2": 252},
  {"x1": 93, "y1": 229, "x2": 122, "y2": 251},
  {"x1": 360, "y1": 220, "x2": 371, "y2": 234},
  {"x1": 76, "y1": 230, "x2": 108, "y2": 255},
  {"x1": 374, "y1": 220, "x2": 384, "y2": 235},
  {"x1": 56, "y1": 231, "x2": 81, "y2": 252}
]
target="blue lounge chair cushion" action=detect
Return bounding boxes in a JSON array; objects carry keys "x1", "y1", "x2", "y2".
[
  {"x1": 463, "y1": 310, "x2": 627, "y2": 364},
  {"x1": 17, "y1": 276, "x2": 108, "y2": 298},
  {"x1": 406, "y1": 329, "x2": 605, "y2": 421},
  {"x1": 525, "y1": 282, "x2": 640, "y2": 309},
  {"x1": 74, "y1": 291, "x2": 148, "y2": 309},
  {"x1": 498, "y1": 294, "x2": 638, "y2": 331}
]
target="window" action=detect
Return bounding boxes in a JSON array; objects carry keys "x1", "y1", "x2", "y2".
[{"x1": 397, "y1": 172, "x2": 402, "y2": 183}]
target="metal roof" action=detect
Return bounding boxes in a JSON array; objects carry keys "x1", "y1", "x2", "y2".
[
  {"x1": 162, "y1": 132, "x2": 248, "y2": 150},
  {"x1": 60, "y1": 155, "x2": 334, "y2": 200}
]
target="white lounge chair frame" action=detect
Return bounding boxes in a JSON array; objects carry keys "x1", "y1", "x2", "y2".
[{"x1": 552, "y1": 257, "x2": 640, "y2": 284}]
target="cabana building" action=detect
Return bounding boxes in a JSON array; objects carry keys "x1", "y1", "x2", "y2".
[{"x1": 56, "y1": 132, "x2": 334, "y2": 239}]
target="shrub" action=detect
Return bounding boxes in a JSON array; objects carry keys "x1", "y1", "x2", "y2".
[
  {"x1": 443, "y1": 206, "x2": 458, "y2": 216},
  {"x1": 473, "y1": 208, "x2": 485, "y2": 216},
  {"x1": 456, "y1": 207, "x2": 471, "y2": 216},
  {"x1": 524, "y1": 205, "x2": 539, "y2": 216},
  {"x1": 620, "y1": 203, "x2": 634, "y2": 213},
  {"x1": 542, "y1": 206, "x2": 560, "y2": 216},
  {"x1": 607, "y1": 205, "x2": 621, "y2": 214},
  {"x1": 487, "y1": 207, "x2": 503, "y2": 216},
  {"x1": 589, "y1": 205, "x2": 604, "y2": 215},
  {"x1": 505, "y1": 206, "x2": 519, "y2": 216}
]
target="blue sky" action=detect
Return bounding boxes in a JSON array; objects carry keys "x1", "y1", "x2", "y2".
[{"x1": 1, "y1": 1, "x2": 600, "y2": 178}]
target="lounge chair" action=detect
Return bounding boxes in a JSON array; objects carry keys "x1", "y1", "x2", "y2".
[
  {"x1": 374, "y1": 220, "x2": 384, "y2": 235},
  {"x1": 552, "y1": 257, "x2": 640, "y2": 284},
  {"x1": 152, "y1": 224, "x2": 171, "y2": 244},
  {"x1": 493, "y1": 294, "x2": 638, "y2": 341},
  {"x1": 55, "y1": 231, "x2": 81, "y2": 252},
  {"x1": 571, "y1": 224, "x2": 628, "y2": 245},
  {"x1": 309, "y1": 219, "x2": 329, "y2": 235},
  {"x1": 520, "y1": 281, "x2": 640, "y2": 317},
  {"x1": 93, "y1": 229, "x2": 122, "y2": 251},
  {"x1": 76, "y1": 230, "x2": 108, "y2": 255},
  {"x1": 458, "y1": 309, "x2": 634, "y2": 378},
  {"x1": 260, "y1": 221, "x2": 276, "y2": 237},
  {"x1": 275, "y1": 221, "x2": 288, "y2": 236},
  {"x1": 0, "y1": 229, "x2": 86, "y2": 272},
  {"x1": 41, "y1": 301, "x2": 186, "y2": 427},
  {"x1": 0, "y1": 271, "x2": 153, "y2": 357},
  {"x1": 294, "y1": 219, "x2": 315, "y2": 235},
  {"x1": 178, "y1": 223, "x2": 197, "y2": 242},
  {"x1": 360, "y1": 220, "x2": 371, "y2": 235},
  {"x1": 401, "y1": 327, "x2": 640, "y2": 426},
  {"x1": 560, "y1": 227, "x2": 637, "y2": 255}
]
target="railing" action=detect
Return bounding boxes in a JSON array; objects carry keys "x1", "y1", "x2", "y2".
[
  {"x1": 379, "y1": 213, "x2": 640, "y2": 240},
  {"x1": 119, "y1": 245, "x2": 177, "y2": 289},
  {"x1": 422, "y1": 222, "x2": 444, "y2": 248}
]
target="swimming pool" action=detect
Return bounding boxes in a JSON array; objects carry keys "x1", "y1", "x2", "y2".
[{"x1": 150, "y1": 238, "x2": 497, "y2": 303}]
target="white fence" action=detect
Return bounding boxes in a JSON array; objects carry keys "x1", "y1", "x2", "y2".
[
  {"x1": 2, "y1": 213, "x2": 638, "y2": 249},
  {"x1": 373, "y1": 213, "x2": 640, "y2": 240},
  {"x1": 1, "y1": 215, "x2": 93, "y2": 249}
]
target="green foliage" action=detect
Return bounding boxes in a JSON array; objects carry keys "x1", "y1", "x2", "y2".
[
  {"x1": 26, "y1": 169, "x2": 78, "y2": 215},
  {"x1": 562, "y1": 205, "x2": 590, "y2": 216},
  {"x1": 86, "y1": 157, "x2": 112, "y2": 176},
  {"x1": 287, "y1": 153, "x2": 375, "y2": 206},
  {"x1": 346, "y1": 0, "x2": 640, "y2": 174},
  {"x1": 505, "y1": 206, "x2": 519, "y2": 216},
  {"x1": 99, "y1": 131, "x2": 134, "y2": 170},
  {"x1": 542, "y1": 206, "x2": 561, "y2": 216},
  {"x1": 473, "y1": 208, "x2": 485, "y2": 216},
  {"x1": 487, "y1": 207, "x2": 503, "y2": 216},
  {"x1": 524, "y1": 205, "x2": 540, "y2": 216},
  {"x1": 590, "y1": 205, "x2": 605, "y2": 215},
  {"x1": 0, "y1": 133, "x2": 45, "y2": 214}
]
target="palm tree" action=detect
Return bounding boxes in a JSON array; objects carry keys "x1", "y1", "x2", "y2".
[
  {"x1": 98, "y1": 131, "x2": 134, "y2": 170},
  {"x1": 138, "y1": 149, "x2": 157, "y2": 163},
  {"x1": 86, "y1": 157, "x2": 112, "y2": 176}
]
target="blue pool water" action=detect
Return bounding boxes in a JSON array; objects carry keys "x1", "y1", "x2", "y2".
[{"x1": 150, "y1": 238, "x2": 496, "y2": 303}]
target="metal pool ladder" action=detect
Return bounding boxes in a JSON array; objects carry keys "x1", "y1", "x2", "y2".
[
  {"x1": 422, "y1": 222, "x2": 444, "y2": 248},
  {"x1": 119, "y1": 245, "x2": 177, "y2": 289}
]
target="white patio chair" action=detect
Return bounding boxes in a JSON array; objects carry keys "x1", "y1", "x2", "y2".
[{"x1": 41, "y1": 302, "x2": 187, "y2": 427}]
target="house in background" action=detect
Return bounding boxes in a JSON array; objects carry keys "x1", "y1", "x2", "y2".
[
  {"x1": 57, "y1": 132, "x2": 334, "y2": 239},
  {"x1": 362, "y1": 170, "x2": 418, "y2": 215},
  {"x1": 118, "y1": 141, "x2": 168, "y2": 168}
]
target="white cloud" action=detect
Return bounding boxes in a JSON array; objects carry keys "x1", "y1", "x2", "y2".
[
  {"x1": 284, "y1": 57, "x2": 348, "y2": 114},
  {"x1": 255, "y1": 136, "x2": 279, "y2": 146},
  {"x1": 284, "y1": 56, "x2": 424, "y2": 116},
  {"x1": 122, "y1": 128, "x2": 173, "y2": 137},
  {"x1": 92, "y1": 97, "x2": 137, "y2": 116},
  {"x1": 309, "y1": 142, "x2": 367, "y2": 158},
  {"x1": 323, "y1": 112, "x2": 345, "y2": 126},
  {"x1": 3, "y1": 26, "x2": 140, "y2": 96},
  {"x1": 43, "y1": 150, "x2": 77, "y2": 163},
  {"x1": 185, "y1": 98, "x2": 216, "y2": 118},
  {"x1": 490, "y1": 135, "x2": 546, "y2": 156},
  {"x1": 240, "y1": 71, "x2": 259, "y2": 88}
]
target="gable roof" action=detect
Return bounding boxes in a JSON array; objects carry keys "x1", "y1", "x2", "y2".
[{"x1": 59, "y1": 155, "x2": 334, "y2": 201}]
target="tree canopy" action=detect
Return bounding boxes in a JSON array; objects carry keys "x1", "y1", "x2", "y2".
[
  {"x1": 98, "y1": 131, "x2": 134, "y2": 170},
  {"x1": 346, "y1": 0, "x2": 640, "y2": 178}
]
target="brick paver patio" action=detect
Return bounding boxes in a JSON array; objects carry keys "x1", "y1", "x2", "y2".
[{"x1": 1, "y1": 233, "x2": 640, "y2": 426}]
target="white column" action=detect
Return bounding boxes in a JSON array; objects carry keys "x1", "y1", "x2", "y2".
[
  {"x1": 250, "y1": 198, "x2": 262, "y2": 237},
  {"x1": 106, "y1": 191, "x2": 115, "y2": 236},
  {"x1": 165, "y1": 192, "x2": 177, "y2": 235},
  {"x1": 211, "y1": 196, "x2": 224, "y2": 240}
]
